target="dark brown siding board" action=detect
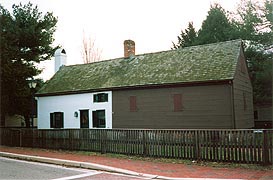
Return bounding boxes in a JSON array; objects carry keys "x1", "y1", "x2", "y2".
[
  {"x1": 233, "y1": 49, "x2": 254, "y2": 128},
  {"x1": 112, "y1": 84, "x2": 233, "y2": 129}
]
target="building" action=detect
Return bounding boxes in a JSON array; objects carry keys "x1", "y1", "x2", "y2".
[{"x1": 36, "y1": 39, "x2": 254, "y2": 129}]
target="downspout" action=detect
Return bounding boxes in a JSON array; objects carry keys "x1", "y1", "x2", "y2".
[{"x1": 230, "y1": 80, "x2": 236, "y2": 129}]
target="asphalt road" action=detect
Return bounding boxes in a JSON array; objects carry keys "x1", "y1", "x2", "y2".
[
  {"x1": 0, "y1": 156, "x2": 98, "y2": 179},
  {"x1": 0, "y1": 157, "x2": 148, "y2": 180}
]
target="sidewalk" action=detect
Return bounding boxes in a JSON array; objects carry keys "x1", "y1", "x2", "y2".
[{"x1": 0, "y1": 146, "x2": 272, "y2": 180}]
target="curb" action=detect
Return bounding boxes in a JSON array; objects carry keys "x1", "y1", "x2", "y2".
[{"x1": 0, "y1": 151, "x2": 158, "y2": 179}]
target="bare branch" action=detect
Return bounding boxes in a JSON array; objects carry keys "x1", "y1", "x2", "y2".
[{"x1": 81, "y1": 31, "x2": 102, "y2": 64}]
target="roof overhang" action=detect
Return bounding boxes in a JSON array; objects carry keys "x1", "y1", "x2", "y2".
[{"x1": 36, "y1": 79, "x2": 232, "y2": 97}]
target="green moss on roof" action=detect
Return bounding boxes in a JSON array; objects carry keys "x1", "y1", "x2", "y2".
[{"x1": 37, "y1": 40, "x2": 241, "y2": 95}]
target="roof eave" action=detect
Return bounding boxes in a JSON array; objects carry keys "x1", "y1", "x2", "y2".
[{"x1": 36, "y1": 79, "x2": 232, "y2": 97}]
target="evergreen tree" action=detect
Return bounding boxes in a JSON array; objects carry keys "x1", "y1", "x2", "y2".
[
  {"x1": 172, "y1": 22, "x2": 198, "y2": 49},
  {"x1": 0, "y1": 3, "x2": 58, "y2": 126},
  {"x1": 197, "y1": 4, "x2": 237, "y2": 45},
  {"x1": 245, "y1": 46, "x2": 272, "y2": 104},
  {"x1": 233, "y1": 0, "x2": 272, "y2": 46},
  {"x1": 234, "y1": 0, "x2": 273, "y2": 104}
]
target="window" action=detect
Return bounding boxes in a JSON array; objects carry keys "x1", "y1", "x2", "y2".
[
  {"x1": 50, "y1": 112, "x2": 64, "y2": 128},
  {"x1": 92, "y1": 110, "x2": 106, "y2": 128},
  {"x1": 93, "y1": 93, "x2": 108, "y2": 102},
  {"x1": 129, "y1": 96, "x2": 137, "y2": 112},
  {"x1": 173, "y1": 94, "x2": 183, "y2": 112}
]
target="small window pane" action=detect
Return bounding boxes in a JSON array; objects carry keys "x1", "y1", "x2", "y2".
[
  {"x1": 94, "y1": 93, "x2": 108, "y2": 102},
  {"x1": 55, "y1": 113, "x2": 62, "y2": 127}
]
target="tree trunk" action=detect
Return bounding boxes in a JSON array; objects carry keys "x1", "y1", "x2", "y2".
[{"x1": 24, "y1": 115, "x2": 30, "y2": 128}]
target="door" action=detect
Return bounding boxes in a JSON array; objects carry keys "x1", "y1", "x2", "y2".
[{"x1": 80, "y1": 110, "x2": 89, "y2": 128}]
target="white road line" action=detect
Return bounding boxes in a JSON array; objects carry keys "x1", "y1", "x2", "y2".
[
  {"x1": 52, "y1": 172, "x2": 102, "y2": 180},
  {"x1": 103, "y1": 171, "x2": 154, "y2": 179}
]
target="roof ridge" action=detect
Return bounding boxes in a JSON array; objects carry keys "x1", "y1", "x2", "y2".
[
  {"x1": 64, "y1": 39, "x2": 242, "y2": 69},
  {"x1": 65, "y1": 49, "x2": 174, "y2": 68},
  {"x1": 176, "y1": 39, "x2": 242, "y2": 50}
]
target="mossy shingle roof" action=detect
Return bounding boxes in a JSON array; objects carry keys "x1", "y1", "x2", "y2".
[{"x1": 37, "y1": 40, "x2": 242, "y2": 96}]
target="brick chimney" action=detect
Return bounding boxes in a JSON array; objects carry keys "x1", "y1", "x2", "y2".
[{"x1": 124, "y1": 40, "x2": 135, "y2": 58}]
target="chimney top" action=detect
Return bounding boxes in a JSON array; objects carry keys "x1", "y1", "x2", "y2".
[
  {"x1": 124, "y1": 40, "x2": 135, "y2": 58},
  {"x1": 54, "y1": 48, "x2": 66, "y2": 56}
]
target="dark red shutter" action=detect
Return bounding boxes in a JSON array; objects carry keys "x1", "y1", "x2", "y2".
[
  {"x1": 130, "y1": 96, "x2": 137, "y2": 112},
  {"x1": 173, "y1": 94, "x2": 182, "y2": 112}
]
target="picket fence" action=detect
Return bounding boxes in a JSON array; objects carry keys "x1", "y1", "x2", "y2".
[{"x1": 0, "y1": 128, "x2": 272, "y2": 165}]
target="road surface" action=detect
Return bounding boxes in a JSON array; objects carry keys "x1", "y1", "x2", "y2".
[{"x1": 0, "y1": 157, "x2": 148, "y2": 179}]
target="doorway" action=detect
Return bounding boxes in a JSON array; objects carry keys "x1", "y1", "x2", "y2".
[{"x1": 80, "y1": 110, "x2": 89, "y2": 128}]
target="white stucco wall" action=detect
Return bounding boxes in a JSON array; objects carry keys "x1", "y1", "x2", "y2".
[{"x1": 37, "y1": 91, "x2": 112, "y2": 129}]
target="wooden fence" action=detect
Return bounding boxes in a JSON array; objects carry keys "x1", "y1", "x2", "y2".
[{"x1": 0, "y1": 128, "x2": 272, "y2": 165}]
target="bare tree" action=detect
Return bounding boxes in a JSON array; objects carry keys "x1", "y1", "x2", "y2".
[{"x1": 82, "y1": 32, "x2": 102, "y2": 64}]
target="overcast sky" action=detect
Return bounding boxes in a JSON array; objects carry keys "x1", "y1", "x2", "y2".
[{"x1": 1, "y1": 0, "x2": 241, "y2": 80}]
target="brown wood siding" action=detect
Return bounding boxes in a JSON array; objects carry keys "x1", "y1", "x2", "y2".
[
  {"x1": 112, "y1": 84, "x2": 233, "y2": 129},
  {"x1": 232, "y1": 48, "x2": 254, "y2": 128}
]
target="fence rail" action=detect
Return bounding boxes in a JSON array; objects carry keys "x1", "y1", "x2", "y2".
[{"x1": 0, "y1": 128, "x2": 272, "y2": 165}]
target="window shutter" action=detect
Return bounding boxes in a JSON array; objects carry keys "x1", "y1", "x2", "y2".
[
  {"x1": 60, "y1": 112, "x2": 64, "y2": 128},
  {"x1": 50, "y1": 113, "x2": 54, "y2": 128},
  {"x1": 130, "y1": 96, "x2": 137, "y2": 112},
  {"x1": 173, "y1": 94, "x2": 183, "y2": 112}
]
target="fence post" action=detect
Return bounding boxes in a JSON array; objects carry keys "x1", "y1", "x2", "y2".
[
  {"x1": 263, "y1": 130, "x2": 270, "y2": 165},
  {"x1": 19, "y1": 129, "x2": 22, "y2": 147},
  {"x1": 32, "y1": 129, "x2": 35, "y2": 148},
  {"x1": 69, "y1": 129, "x2": 72, "y2": 150},
  {"x1": 194, "y1": 130, "x2": 200, "y2": 161},
  {"x1": 143, "y1": 130, "x2": 147, "y2": 156},
  {"x1": 101, "y1": 130, "x2": 107, "y2": 154}
]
